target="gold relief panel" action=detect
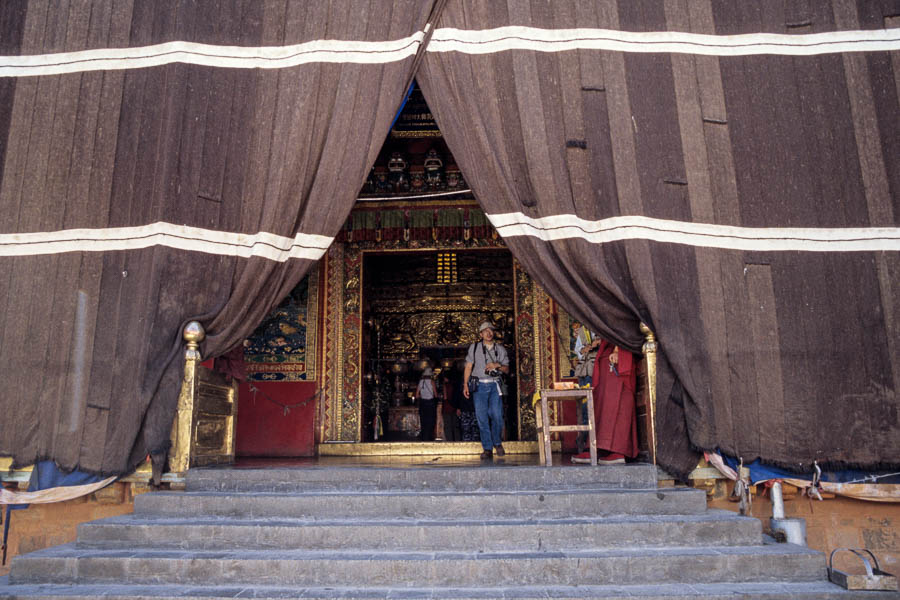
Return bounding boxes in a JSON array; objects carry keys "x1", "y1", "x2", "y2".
[
  {"x1": 376, "y1": 311, "x2": 514, "y2": 358},
  {"x1": 368, "y1": 282, "x2": 513, "y2": 315}
]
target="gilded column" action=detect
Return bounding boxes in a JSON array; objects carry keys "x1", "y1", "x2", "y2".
[
  {"x1": 640, "y1": 323, "x2": 658, "y2": 465},
  {"x1": 168, "y1": 321, "x2": 204, "y2": 473}
]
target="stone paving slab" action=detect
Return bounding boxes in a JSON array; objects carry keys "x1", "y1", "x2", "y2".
[
  {"x1": 0, "y1": 465, "x2": 870, "y2": 599},
  {"x1": 134, "y1": 487, "x2": 708, "y2": 520},
  {"x1": 185, "y1": 464, "x2": 660, "y2": 493},
  {"x1": 76, "y1": 510, "x2": 762, "y2": 551},
  {"x1": 9, "y1": 543, "x2": 827, "y2": 587},
  {"x1": 0, "y1": 579, "x2": 888, "y2": 599}
]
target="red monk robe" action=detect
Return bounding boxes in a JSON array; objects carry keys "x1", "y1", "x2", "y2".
[{"x1": 591, "y1": 340, "x2": 639, "y2": 459}]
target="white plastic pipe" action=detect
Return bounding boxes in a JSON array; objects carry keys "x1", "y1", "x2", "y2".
[{"x1": 771, "y1": 481, "x2": 785, "y2": 519}]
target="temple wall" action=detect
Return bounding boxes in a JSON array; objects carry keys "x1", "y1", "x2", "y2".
[
  {"x1": 0, "y1": 481, "x2": 138, "y2": 577},
  {"x1": 705, "y1": 482, "x2": 900, "y2": 578}
]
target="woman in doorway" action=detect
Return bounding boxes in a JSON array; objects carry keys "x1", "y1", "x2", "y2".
[{"x1": 416, "y1": 367, "x2": 438, "y2": 441}]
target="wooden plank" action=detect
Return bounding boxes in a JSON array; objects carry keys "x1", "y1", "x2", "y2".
[
  {"x1": 535, "y1": 401, "x2": 546, "y2": 466},
  {"x1": 546, "y1": 425, "x2": 592, "y2": 433},
  {"x1": 585, "y1": 383, "x2": 597, "y2": 465},
  {"x1": 540, "y1": 395, "x2": 552, "y2": 466}
]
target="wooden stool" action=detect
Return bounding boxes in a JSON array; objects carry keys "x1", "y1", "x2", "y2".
[{"x1": 535, "y1": 388, "x2": 596, "y2": 466}]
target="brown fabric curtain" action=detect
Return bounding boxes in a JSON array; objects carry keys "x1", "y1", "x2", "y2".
[
  {"x1": 418, "y1": 0, "x2": 900, "y2": 478},
  {"x1": 0, "y1": 0, "x2": 434, "y2": 476}
]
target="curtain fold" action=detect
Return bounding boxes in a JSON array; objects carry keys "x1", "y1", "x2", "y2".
[
  {"x1": 418, "y1": 0, "x2": 900, "y2": 479},
  {"x1": 0, "y1": 0, "x2": 435, "y2": 476},
  {"x1": 1, "y1": 0, "x2": 898, "y2": 481}
]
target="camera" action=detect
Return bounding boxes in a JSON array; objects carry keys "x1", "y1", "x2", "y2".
[{"x1": 486, "y1": 369, "x2": 501, "y2": 378}]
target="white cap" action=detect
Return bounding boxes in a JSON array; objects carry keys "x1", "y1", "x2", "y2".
[{"x1": 478, "y1": 322, "x2": 494, "y2": 332}]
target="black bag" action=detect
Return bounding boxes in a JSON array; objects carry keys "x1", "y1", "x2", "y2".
[{"x1": 467, "y1": 375, "x2": 479, "y2": 396}]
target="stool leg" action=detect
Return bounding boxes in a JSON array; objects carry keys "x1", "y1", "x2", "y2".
[
  {"x1": 535, "y1": 402, "x2": 546, "y2": 466},
  {"x1": 541, "y1": 397, "x2": 553, "y2": 466},
  {"x1": 586, "y1": 390, "x2": 597, "y2": 466}
]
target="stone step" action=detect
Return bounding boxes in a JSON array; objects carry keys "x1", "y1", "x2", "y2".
[
  {"x1": 0, "y1": 579, "x2": 878, "y2": 600},
  {"x1": 76, "y1": 510, "x2": 762, "y2": 551},
  {"x1": 184, "y1": 464, "x2": 659, "y2": 493},
  {"x1": 9, "y1": 544, "x2": 826, "y2": 587},
  {"x1": 135, "y1": 487, "x2": 708, "y2": 520}
]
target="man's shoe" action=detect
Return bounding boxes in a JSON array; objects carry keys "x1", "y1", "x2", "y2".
[
  {"x1": 480, "y1": 449, "x2": 493, "y2": 459},
  {"x1": 494, "y1": 445, "x2": 505, "y2": 457}
]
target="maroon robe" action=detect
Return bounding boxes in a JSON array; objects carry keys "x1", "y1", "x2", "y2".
[{"x1": 592, "y1": 341, "x2": 639, "y2": 458}]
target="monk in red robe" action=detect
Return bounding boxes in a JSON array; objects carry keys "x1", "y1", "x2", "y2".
[{"x1": 572, "y1": 340, "x2": 638, "y2": 464}]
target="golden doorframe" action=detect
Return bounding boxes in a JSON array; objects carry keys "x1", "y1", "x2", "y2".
[
  {"x1": 316, "y1": 243, "x2": 545, "y2": 444},
  {"x1": 315, "y1": 242, "x2": 659, "y2": 454}
]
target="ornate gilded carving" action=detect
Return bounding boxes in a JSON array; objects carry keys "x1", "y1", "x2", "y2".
[
  {"x1": 321, "y1": 244, "x2": 345, "y2": 441},
  {"x1": 319, "y1": 203, "x2": 550, "y2": 445},
  {"x1": 436, "y1": 313, "x2": 462, "y2": 345},
  {"x1": 514, "y1": 264, "x2": 537, "y2": 440},
  {"x1": 342, "y1": 246, "x2": 363, "y2": 440}
]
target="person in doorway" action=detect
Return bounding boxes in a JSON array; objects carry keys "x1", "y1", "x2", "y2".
[
  {"x1": 572, "y1": 339, "x2": 638, "y2": 465},
  {"x1": 416, "y1": 367, "x2": 437, "y2": 441},
  {"x1": 463, "y1": 322, "x2": 509, "y2": 459},
  {"x1": 440, "y1": 373, "x2": 461, "y2": 441},
  {"x1": 572, "y1": 321, "x2": 602, "y2": 454},
  {"x1": 448, "y1": 366, "x2": 479, "y2": 441}
]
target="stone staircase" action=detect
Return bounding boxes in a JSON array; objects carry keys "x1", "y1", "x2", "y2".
[{"x1": 0, "y1": 463, "x2": 879, "y2": 599}]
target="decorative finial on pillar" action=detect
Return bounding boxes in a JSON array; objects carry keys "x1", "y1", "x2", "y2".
[
  {"x1": 640, "y1": 323, "x2": 657, "y2": 355},
  {"x1": 183, "y1": 321, "x2": 205, "y2": 361}
]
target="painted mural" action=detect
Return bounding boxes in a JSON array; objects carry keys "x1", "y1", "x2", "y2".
[{"x1": 244, "y1": 266, "x2": 319, "y2": 382}]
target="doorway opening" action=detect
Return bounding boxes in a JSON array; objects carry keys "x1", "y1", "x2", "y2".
[{"x1": 360, "y1": 249, "x2": 517, "y2": 443}]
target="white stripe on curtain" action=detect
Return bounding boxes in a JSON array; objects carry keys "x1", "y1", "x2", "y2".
[
  {"x1": 428, "y1": 26, "x2": 900, "y2": 56},
  {"x1": 487, "y1": 213, "x2": 900, "y2": 253},
  {"x1": 2, "y1": 27, "x2": 898, "y2": 78},
  {"x1": 0, "y1": 222, "x2": 333, "y2": 261},
  {"x1": 0, "y1": 33, "x2": 426, "y2": 77}
]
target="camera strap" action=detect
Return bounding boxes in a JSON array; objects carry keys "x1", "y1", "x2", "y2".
[
  {"x1": 482, "y1": 342, "x2": 501, "y2": 379},
  {"x1": 481, "y1": 342, "x2": 497, "y2": 364}
]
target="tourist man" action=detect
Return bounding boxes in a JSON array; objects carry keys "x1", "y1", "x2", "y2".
[{"x1": 463, "y1": 322, "x2": 509, "y2": 459}]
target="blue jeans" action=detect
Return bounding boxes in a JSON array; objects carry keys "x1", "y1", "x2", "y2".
[{"x1": 473, "y1": 381, "x2": 503, "y2": 450}]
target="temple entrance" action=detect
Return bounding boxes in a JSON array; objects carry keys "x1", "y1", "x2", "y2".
[
  {"x1": 227, "y1": 80, "x2": 656, "y2": 461},
  {"x1": 360, "y1": 249, "x2": 517, "y2": 443}
]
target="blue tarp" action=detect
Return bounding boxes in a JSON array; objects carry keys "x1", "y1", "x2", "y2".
[
  {"x1": 721, "y1": 455, "x2": 900, "y2": 485},
  {"x1": 3, "y1": 461, "x2": 103, "y2": 564}
]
